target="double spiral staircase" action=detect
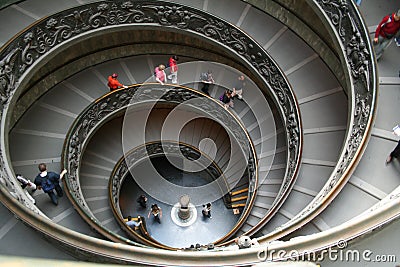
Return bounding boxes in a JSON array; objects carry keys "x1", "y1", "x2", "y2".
[{"x1": 0, "y1": 0, "x2": 399, "y2": 266}]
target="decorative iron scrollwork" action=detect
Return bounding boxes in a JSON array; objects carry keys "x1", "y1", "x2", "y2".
[
  {"x1": 110, "y1": 141, "x2": 234, "y2": 209},
  {"x1": 0, "y1": 1, "x2": 301, "y2": 212},
  {"x1": 283, "y1": 0, "x2": 375, "y2": 226},
  {"x1": 0, "y1": 0, "x2": 377, "y2": 263},
  {"x1": 64, "y1": 85, "x2": 254, "y2": 220}
]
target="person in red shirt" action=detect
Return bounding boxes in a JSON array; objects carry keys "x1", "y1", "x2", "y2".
[
  {"x1": 374, "y1": 10, "x2": 400, "y2": 60},
  {"x1": 167, "y1": 55, "x2": 179, "y2": 84},
  {"x1": 107, "y1": 73, "x2": 127, "y2": 91}
]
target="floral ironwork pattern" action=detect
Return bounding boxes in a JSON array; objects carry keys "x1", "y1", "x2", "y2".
[
  {"x1": 64, "y1": 85, "x2": 255, "y2": 221},
  {"x1": 271, "y1": 0, "x2": 376, "y2": 232},
  {"x1": 0, "y1": 0, "x2": 377, "y2": 263},
  {"x1": 109, "y1": 141, "x2": 232, "y2": 209},
  {"x1": 0, "y1": 0, "x2": 301, "y2": 213}
]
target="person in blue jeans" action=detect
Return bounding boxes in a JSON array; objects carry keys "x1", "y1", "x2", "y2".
[
  {"x1": 34, "y1": 163, "x2": 67, "y2": 205},
  {"x1": 126, "y1": 216, "x2": 142, "y2": 230}
]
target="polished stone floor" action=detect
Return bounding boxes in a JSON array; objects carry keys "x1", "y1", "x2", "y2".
[{"x1": 119, "y1": 156, "x2": 240, "y2": 248}]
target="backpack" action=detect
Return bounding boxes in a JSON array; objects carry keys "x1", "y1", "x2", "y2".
[
  {"x1": 41, "y1": 176, "x2": 55, "y2": 193},
  {"x1": 219, "y1": 93, "x2": 224, "y2": 102}
]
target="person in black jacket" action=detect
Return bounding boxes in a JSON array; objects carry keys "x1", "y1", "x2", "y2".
[
  {"x1": 137, "y1": 194, "x2": 147, "y2": 208},
  {"x1": 34, "y1": 163, "x2": 67, "y2": 205},
  {"x1": 220, "y1": 90, "x2": 234, "y2": 110},
  {"x1": 200, "y1": 70, "x2": 215, "y2": 96}
]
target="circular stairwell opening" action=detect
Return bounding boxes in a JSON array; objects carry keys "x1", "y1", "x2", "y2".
[
  {"x1": 118, "y1": 151, "x2": 241, "y2": 247},
  {"x1": 72, "y1": 80, "x2": 273, "y2": 249},
  {"x1": 114, "y1": 100, "x2": 251, "y2": 247}
]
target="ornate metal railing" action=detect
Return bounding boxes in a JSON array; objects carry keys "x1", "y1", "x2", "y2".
[
  {"x1": 256, "y1": 0, "x2": 377, "y2": 242},
  {"x1": 109, "y1": 141, "x2": 238, "y2": 247},
  {"x1": 63, "y1": 83, "x2": 258, "y2": 245},
  {"x1": 0, "y1": 0, "x2": 382, "y2": 265},
  {"x1": 0, "y1": 1, "x2": 301, "y2": 232}
]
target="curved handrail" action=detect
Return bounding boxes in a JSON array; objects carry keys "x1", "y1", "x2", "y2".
[
  {"x1": 63, "y1": 83, "x2": 258, "y2": 246},
  {"x1": 116, "y1": 205, "x2": 175, "y2": 249},
  {"x1": 3, "y1": 162, "x2": 399, "y2": 266},
  {"x1": 2, "y1": 0, "x2": 368, "y2": 264},
  {"x1": 109, "y1": 141, "x2": 234, "y2": 248},
  {"x1": 136, "y1": 216, "x2": 162, "y2": 245},
  {"x1": 0, "y1": 0, "x2": 385, "y2": 260},
  {"x1": 109, "y1": 141, "x2": 231, "y2": 209},
  {"x1": 253, "y1": 187, "x2": 400, "y2": 263},
  {"x1": 256, "y1": 0, "x2": 377, "y2": 242},
  {"x1": 0, "y1": 0, "x2": 301, "y2": 227}
]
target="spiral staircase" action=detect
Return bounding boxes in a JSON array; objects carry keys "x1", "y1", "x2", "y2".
[{"x1": 0, "y1": 0, "x2": 400, "y2": 266}]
